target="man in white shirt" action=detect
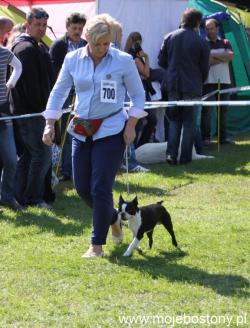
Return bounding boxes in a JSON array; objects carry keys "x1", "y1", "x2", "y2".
[{"x1": 201, "y1": 18, "x2": 234, "y2": 145}]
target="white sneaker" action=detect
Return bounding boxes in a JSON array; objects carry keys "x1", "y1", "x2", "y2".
[
  {"x1": 52, "y1": 175, "x2": 59, "y2": 188},
  {"x1": 121, "y1": 164, "x2": 127, "y2": 171},
  {"x1": 130, "y1": 165, "x2": 150, "y2": 173}
]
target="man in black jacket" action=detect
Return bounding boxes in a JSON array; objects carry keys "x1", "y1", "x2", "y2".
[
  {"x1": 10, "y1": 8, "x2": 54, "y2": 208},
  {"x1": 158, "y1": 8, "x2": 210, "y2": 165},
  {"x1": 49, "y1": 13, "x2": 87, "y2": 181}
]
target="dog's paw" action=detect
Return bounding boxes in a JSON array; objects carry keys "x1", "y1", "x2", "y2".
[{"x1": 123, "y1": 251, "x2": 131, "y2": 257}]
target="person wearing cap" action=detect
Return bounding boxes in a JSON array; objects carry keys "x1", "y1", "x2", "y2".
[
  {"x1": 201, "y1": 18, "x2": 234, "y2": 145},
  {"x1": 9, "y1": 8, "x2": 55, "y2": 209},
  {"x1": 42, "y1": 14, "x2": 146, "y2": 258}
]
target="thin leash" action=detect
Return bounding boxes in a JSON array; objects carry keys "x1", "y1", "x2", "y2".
[{"x1": 124, "y1": 145, "x2": 130, "y2": 196}]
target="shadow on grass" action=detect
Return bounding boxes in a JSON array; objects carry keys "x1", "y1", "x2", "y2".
[
  {"x1": 113, "y1": 141, "x2": 250, "y2": 197},
  {"x1": 127, "y1": 141, "x2": 250, "y2": 178},
  {"x1": 0, "y1": 204, "x2": 92, "y2": 236},
  {"x1": 114, "y1": 176, "x2": 196, "y2": 196},
  {"x1": 53, "y1": 184, "x2": 93, "y2": 223},
  {"x1": 108, "y1": 248, "x2": 249, "y2": 298},
  {"x1": 184, "y1": 142, "x2": 250, "y2": 176}
]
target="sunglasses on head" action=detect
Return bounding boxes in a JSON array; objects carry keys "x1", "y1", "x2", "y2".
[{"x1": 27, "y1": 12, "x2": 49, "y2": 20}]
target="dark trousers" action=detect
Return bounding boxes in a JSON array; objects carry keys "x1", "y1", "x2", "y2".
[
  {"x1": 14, "y1": 117, "x2": 51, "y2": 205},
  {"x1": 135, "y1": 109, "x2": 157, "y2": 148},
  {"x1": 61, "y1": 112, "x2": 72, "y2": 177},
  {"x1": 72, "y1": 130, "x2": 125, "y2": 245},
  {"x1": 166, "y1": 92, "x2": 198, "y2": 164},
  {"x1": 201, "y1": 84, "x2": 230, "y2": 140}
]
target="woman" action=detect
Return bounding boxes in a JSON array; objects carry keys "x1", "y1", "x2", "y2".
[
  {"x1": 0, "y1": 18, "x2": 22, "y2": 210},
  {"x1": 124, "y1": 32, "x2": 157, "y2": 147},
  {"x1": 42, "y1": 15, "x2": 146, "y2": 258}
]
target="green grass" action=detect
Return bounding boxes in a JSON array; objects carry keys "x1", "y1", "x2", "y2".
[{"x1": 0, "y1": 134, "x2": 250, "y2": 327}]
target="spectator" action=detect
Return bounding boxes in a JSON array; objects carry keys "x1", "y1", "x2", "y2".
[
  {"x1": 158, "y1": 9, "x2": 210, "y2": 165},
  {"x1": 9, "y1": 8, "x2": 54, "y2": 208},
  {"x1": 6, "y1": 23, "x2": 26, "y2": 49},
  {"x1": 0, "y1": 17, "x2": 22, "y2": 211},
  {"x1": 124, "y1": 32, "x2": 157, "y2": 147},
  {"x1": 50, "y1": 13, "x2": 87, "y2": 182},
  {"x1": 110, "y1": 22, "x2": 149, "y2": 173},
  {"x1": 201, "y1": 18, "x2": 234, "y2": 145}
]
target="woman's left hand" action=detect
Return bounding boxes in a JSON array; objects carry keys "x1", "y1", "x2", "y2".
[
  {"x1": 123, "y1": 117, "x2": 138, "y2": 145},
  {"x1": 6, "y1": 83, "x2": 14, "y2": 92}
]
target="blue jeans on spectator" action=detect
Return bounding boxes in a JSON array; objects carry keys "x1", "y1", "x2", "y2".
[
  {"x1": 166, "y1": 92, "x2": 198, "y2": 164},
  {"x1": 14, "y1": 116, "x2": 51, "y2": 205},
  {"x1": 72, "y1": 130, "x2": 125, "y2": 245},
  {"x1": 194, "y1": 105, "x2": 203, "y2": 154},
  {"x1": 0, "y1": 122, "x2": 17, "y2": 202},
  {"x1": 122, "y1": 143, "x2": 138, "y2": 171}
]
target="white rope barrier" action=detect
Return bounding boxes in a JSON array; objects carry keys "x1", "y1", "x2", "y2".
[
  {"x1": 201, "y1": 85, "x2": 250, "y2": 100},
  {"x1": 1, "y1": 85, "x2": 250, "y2": 121},
  {"x1": 0, "y1": 107, "x2": 72, "y2": 121},
  {"x1": 142, "y1": 100, "x2": 250, "y2": 110}
]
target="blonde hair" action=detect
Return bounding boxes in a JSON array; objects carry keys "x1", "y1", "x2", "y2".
[
  {"x1": 85, "y1": 13, "x2": 114, "y2": 44},
  {"x1": 111, "y1": 20, "x2": 122, "y2": 43}
]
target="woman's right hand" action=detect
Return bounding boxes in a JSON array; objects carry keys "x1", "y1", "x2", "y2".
[
  {"x1": 42, "y1": 124, "x2": 55, "y2": 147},
  {"x1": 123, "y1": 117, "x2": 138, "y2": 145},
  {"x1": 138, "y1": 50, "x2": 148, "y2": 59}
]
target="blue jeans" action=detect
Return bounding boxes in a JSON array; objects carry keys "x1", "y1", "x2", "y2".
[
  {"x1": 166, "y1": 92, "x2": 198, "y2": 164},
  {"x1": 14, "y1": 116, "x2": 51, "y2": 205},
  {"x1": 194, "y1": 106, "x2": 203, "y2": 154},
  {"x1": 0, "y1": 121, "x2": 17, "y2": 202},
  {"x1": 61, "y1": 113, "x2": 72, "y2": 177},
  {"x1": 122, "y1": 143, "x2": 138, "y2": 171},
  {"x1": 72, "y1": 131, "x2": 125, "y2": 245}
]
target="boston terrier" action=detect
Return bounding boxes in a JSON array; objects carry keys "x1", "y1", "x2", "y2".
[{"x1": 118, "y1": 195, "x2": 178, "y2": 256}]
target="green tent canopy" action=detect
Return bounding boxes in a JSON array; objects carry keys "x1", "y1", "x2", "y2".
[{"x1": 189, "y1": 0, "x2": 250, "y2": 135}]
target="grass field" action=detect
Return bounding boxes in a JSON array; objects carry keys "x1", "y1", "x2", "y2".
[{"x1": 0, "y1": 134, "x2": 249, "y2": 327}]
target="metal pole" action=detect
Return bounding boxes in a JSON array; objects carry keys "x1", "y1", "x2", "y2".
[{"x1": 217, "y1": 79, "x2": 221, "y2": 152}]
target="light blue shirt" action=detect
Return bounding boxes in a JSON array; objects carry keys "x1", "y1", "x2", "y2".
[
  {"x1": 67, "y1": 38, "x2": 86, "y2": 53},
  {"x1": 44, "y1": 45, "x2": 146, "y2": 141}
]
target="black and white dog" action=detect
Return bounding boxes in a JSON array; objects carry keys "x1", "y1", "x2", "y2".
[{"x1": 118, "y1": 195, "x2": 178, "y2": 256}]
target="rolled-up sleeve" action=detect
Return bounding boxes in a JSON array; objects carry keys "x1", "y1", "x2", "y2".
[
  {"x1": 123, "y1": 56, "x2": 147, "y2": 119},
  {"x1": 43, "y1": 54, "x2": 74, "y2": 120}
]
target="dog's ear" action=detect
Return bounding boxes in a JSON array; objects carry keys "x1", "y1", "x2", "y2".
[{"x1": 132, "y1": 196, "x2": 138, "y2": 206}]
